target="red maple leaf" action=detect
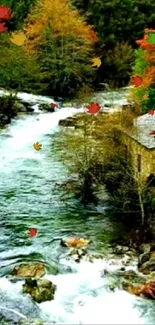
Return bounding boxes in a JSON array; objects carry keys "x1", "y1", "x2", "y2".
[
  {"x1": 28, "y1": 228, "x2": 37, "y2": 237},
  {"x1": 0, "y1": 22, "x2": 7, "y2": 33},
  {"x1": 0, "y1": 5, "x2": 11, "y2": 21},
  {"x1": 149, "y1": 130, "x2": 155, "y2": 135},
  {"x1": 131, "y1": 76, "x2": 143, "y2": 88},
  {"x1": 86, "y1": 102, "x2": 101, "y2": 114},
  {"x1": 50, "y1": 103, "x2": 58, "y2": 108},
  {"x1": 148, "y1": 110, "x2": 155, "y2": 115}
]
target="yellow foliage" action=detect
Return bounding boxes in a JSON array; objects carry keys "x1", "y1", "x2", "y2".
[{"x1": 24, "y1": 0, "x2": 97, "y2": 54}]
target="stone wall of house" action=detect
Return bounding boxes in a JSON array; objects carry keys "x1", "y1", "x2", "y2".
[{"x1": 120, "y1": 132, "x2": 155, "y2": 183}]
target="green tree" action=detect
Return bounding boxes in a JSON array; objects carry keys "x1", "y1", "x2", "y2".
[
  {"x1": 0, "y1": 34, "x2": 43, "y2": 93},
  {"x1": 71, "y1": 0, "x2": 155, "y2": 87}
]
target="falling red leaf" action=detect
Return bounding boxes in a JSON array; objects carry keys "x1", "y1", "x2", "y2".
[
  {"x1": 50, "y1": 103, "x2": 58, "y2": 108},
  {"x1": 28, "y1": 228, "x2": 37, "y2": 237},
  {"x1": 86, "y1": 102, "x2": 101, "y2": 114},
  {"x1": 0, "y1": 22, "x2": 7, "y2": 33},
  {"x1": 131, "y1": 76, "x2": 143, "y2": 88},
  {"x1": 149, "y1": 130, "x2": 155, "y2": 135},
  {"x1": 148, "y1": 110, "x2": 155, "y2": 115},
  {"x1": 0, "y1": 5, "x2": 11, "y2": 21}
]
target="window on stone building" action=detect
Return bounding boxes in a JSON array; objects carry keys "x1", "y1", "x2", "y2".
[{"x1": 137, "y1": 154, "x2": 141, "y2": 172}]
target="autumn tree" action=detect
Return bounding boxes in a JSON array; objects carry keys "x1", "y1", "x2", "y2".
[
  {"x1": 24, "y1": 0, "x2": 97, "y2": 98},
  {"x1": 71, "y1": 0, "x2": 155, "y2": 87},
  {"x1": 131, "y1": 29, "x2": 155, "y2": 114}
]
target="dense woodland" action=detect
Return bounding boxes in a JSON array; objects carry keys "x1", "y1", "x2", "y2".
[
  {"x1": 0, "y1": 0, "x2": 155, "y2": 241},
  {"x1": 0, "y1": 0, "x2": 155, "y2": 97}
]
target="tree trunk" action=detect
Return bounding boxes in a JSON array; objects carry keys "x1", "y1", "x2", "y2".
[{"x1": 138, "y1": 186, "x2": 145, "y2": 226}]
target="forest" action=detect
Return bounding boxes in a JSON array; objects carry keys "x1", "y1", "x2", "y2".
[
  {"x1": 0, "y1": 0, "x2": 155, "y2": 97},
  {"x1": 1, "y1": 1, "x2": 155, "y2": 324}
]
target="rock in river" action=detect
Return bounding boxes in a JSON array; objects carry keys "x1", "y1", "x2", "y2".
[
  {"x1": 11, "y1": 263, "x2": 45, "y2": 278},
  {"x1": 22, "y1": 278, "x2": 57, "y2": 303}
]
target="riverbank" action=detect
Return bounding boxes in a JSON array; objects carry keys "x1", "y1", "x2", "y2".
[
  {"x1": 0, "y1": 89, "x2": 155, "y2": 324},
  {"x1": 0, "y1": 89, "x2": 58, "y2": 128}
]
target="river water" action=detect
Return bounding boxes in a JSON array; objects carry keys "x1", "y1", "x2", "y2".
[{"x1": 0, "y1": 89, "x2": 155, "y2": 324}]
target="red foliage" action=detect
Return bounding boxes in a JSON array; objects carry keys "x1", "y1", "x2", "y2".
[
  {"x1": 0, "y1": 5, "x2": 11, "y2": 21},
  {"x1": 28, "y1": 228, "x2": 37, "y2": 237},
  {"x1": 86, "y1": 102, "x2": 101, "y2": 114},
  {"x1": 0, "y1": 22, "x2": 7, "y2": 33},
  {"x1": 50, "y1": 103, "x2": 58, "y2": 108},
  {"x1": 131, "y1": 75, "x2": 143, "y2": 88}
]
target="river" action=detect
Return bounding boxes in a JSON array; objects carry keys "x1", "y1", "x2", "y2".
[{"x1": 0, "y1": 89, "x2": 155, "y2": 324}]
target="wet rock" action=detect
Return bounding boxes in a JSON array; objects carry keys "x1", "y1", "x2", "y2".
[
  {"x1": 38, "y1": 103, "x2": 54, "y2": 112},
  {"x1": 139, "y1": 260, "x2": 155, "y2": 274},
  {"x1": 113, "y1": 245, "x2": 130, "y2": 255},
  {"x1": 123, "y1": 270, "x2": 146, "y2": 284},
  {"x1": 0, "y1": 113, "x2": 10, "y2": 125},
  {"x1": 139, "y1": 243, "x2": 151, "y2": 254},
  {"x1": 66, "y1": 247, "x2": 88, "y2": 263},
  {"x1": 101, "y1": 269, "x2": 109, "y2": 277},
  {"x1": 147, "y1": 271, "x2": 155, "y2": 281},
  {"x1": 11, "y1": 263, "x2": 45, "y2": 278},
  {"x1": 61, "y1": 237, "x2": 90, "y2": 248},
  {"x1": 109, "y1": 284, "x2": 116, "y2": 291},
  {"x1": 12, "y1": 101, "x2": 27, "y2": 113},
  {"x1": 122, "y1": 280, "x2": 155, "y2": 299},
  {"x1": 138, "y1": 251, "x2": 150, "y2": 268},
  {"x1": 20, "y1": 101, "x2": 34, "y2": 112},
  {"x1": 59, "y1": 117, "x2": 75, "y2": 127},
  {"x1": 23, "y1": 278, "x2": 56, "y2": 303}
]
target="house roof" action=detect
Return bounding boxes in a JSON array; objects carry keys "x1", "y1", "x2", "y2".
[{"x1": 123, "y1": 113, "x2": 155, "y2": 150}]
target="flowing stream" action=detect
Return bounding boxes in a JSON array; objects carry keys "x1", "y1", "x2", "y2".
[{"x1": 0, "y1": 89, "x2": 155, "y2": 324}]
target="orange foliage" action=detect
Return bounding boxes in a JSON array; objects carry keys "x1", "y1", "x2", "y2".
[
  {"x1": 24, "y1": 0, "x2": 97, "y2": 54},
  {"x1": 126, "y1": 281, "x2": 155, "y2": 299},
  {"x1": 142, "y1": 66, "x2": 155, "y2": 88}
]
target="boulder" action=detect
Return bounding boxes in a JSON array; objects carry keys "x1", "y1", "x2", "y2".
[
  {"x1": 22, "y1": 278, "x2": 56, "y2": 303},
  {"x1": 11, "y1": 263, "x2": 45, "y2": 278},
  {"x1": 139, "y1": 260, "x2": 155, "y2": 274},
  {"x1": 138, "y1": 251, "x2": 150, "y2": 268},
  {"x1": 0, "y1": 113, "x2": 10, "y2": 125},
  {"x1": 113, "y1": 245, "x2": 130, "y2": 255},
  {"x1": 61, "y1": 237, "x2": 90, "y2": 248},
  {"x1": 66, "y1": 247, "x2": 88, "y2": 263},
  {"x1": 59, "y1": 117, "x2": 75, "y2": 127},
  {"x1": 139, "y1": 243, "x2": 151, "y2": 254},
  {"x1": 122, "y1": 280, "x2": 155, "y2": 299},
  {"x1": 20, "y1": 101, "x2": 34, "y2": 112},
  {"x1": 122, "y1": 270, "x2": 146, "y2": 284},
  {"x1": 38, "y1": 103, "x2": 54, "y2": 112},
  {"x1": 12, "y1": 101, "x2": 27, "y2": 113}
]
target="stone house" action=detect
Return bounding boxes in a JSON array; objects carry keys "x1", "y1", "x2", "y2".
[{"x1": 118, "y1": 113, "x2": 155, "y2": 185}]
